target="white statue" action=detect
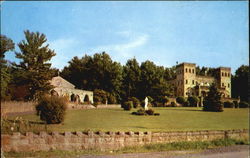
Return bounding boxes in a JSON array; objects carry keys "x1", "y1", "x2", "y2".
[{"x1": 144, "y1": 97, "x2": 148, "y2": 110}]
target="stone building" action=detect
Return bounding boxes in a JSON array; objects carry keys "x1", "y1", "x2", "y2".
[
  {"x1": 50, "y1": 76, "x2": 93, "y2": 104},
  {"x1": 170, "y1": 62, "x2": 231, "y2": 99}
]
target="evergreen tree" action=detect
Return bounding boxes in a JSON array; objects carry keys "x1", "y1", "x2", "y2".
[
  {"x1": 203, "y1": 84, "x2": 223, "y2": 112},
  {"x1": 122, "y1": 58, "x2": 141, "y2": 99},
  {"x1": 14, "y1": 30, "x2": 56, "y2": 100},
  {"x1": 0, "y1": 35, "x2": 15, "y2": 100}
]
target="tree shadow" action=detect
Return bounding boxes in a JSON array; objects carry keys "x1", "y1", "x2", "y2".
[{"x1": 166, "y1": 108, "x2": 203, "y2": 112}]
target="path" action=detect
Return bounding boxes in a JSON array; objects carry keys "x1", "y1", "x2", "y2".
[{"x1": 80, "y1": 145, "x2": 249, "y2": 158}]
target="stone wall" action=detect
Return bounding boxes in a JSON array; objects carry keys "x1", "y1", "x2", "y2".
[{"x1": 1, "y1": 129, "x2": 248, "y2": 152}]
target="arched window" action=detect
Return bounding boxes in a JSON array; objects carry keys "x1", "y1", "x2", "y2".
[
  {"x1": 192, "y1": 69, "x2": 194, "y2": 73},
  {"x1": 71, "y1": 94, "x2": 76, "y2": 102},
  {"x1": 186, "y1": 80, "x2": 188, "y2": 84},
  {"x1": 189, "y1": 69, "x2": 191, "y2": 73},
  {"x1": 84, "y1": 95, "x2": 90, "y2": 102},
  {"x1": 186, "y1": 68, "x2": 188, "y2": 73},
  {"x1": 222, "y1": 72, "x2": 224, "y2": 76}
]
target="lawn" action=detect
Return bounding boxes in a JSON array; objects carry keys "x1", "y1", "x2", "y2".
[{"x1": 7, "y1": 107, "x2": 249, "y2": 132}]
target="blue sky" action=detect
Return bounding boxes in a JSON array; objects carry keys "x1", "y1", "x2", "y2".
[{"x1": 1, "y1": 1, "x2": 249, "y2": 73}]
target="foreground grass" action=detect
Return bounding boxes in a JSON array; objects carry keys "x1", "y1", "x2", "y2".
[
  {"x1": 4, "y1": 138, "x2": 249, "y2": 158},
  {"x1": 5, "y1": 107, "x2": 249, "y2": 132}
]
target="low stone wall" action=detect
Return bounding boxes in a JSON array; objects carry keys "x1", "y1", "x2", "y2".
[
  {"x1": 1, "y1": 129, "x2": 248, "y2": 152},
  {"x1": 1, "y1": 101, "x2": 36, "y2": 116}
]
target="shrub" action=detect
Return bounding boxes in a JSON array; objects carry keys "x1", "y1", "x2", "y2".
[
  {"x1": 36, "y1": 96, "x2": 67, "y2": 124},
  {"x1": 183, "y1": 101, "x2": 190, "y2": 107},
  {"x1": 239, "y1": 101, "x2": 249, "y2": 108},
  {"x1": 93, "y1": 89, "x2": 107, "y2": 104},
  {"x1": 122, "y1": 101, "x2": 133, "y2": 111},
  {"x1": 233, "y1": 101, "x2": 239, "y2": 108},
  {"x1": 176, "y1": 96, "x2": 186, "y2": 105},
  {"x1": 146, "y1": 109, "x2": 154, "y2": 115},
  {"x1": 188, "y1": 96, "x2": 199, "y2": 107},
  {"x1": 108, "y1": 94, "x2": 117, "y2": 104},
  {"x1": 129, "y1": 97, "x2": 140, "y2": 108},
  {"x1": 153, "y1": 101, "x2": 164, "y2": 107},
  {"x1": 223, "y1": 101, "x2": 234, "y2": 108},
  {"x1": 155, "y1": 96, "x2": 169, "y2": 106},
  {"x1": 154, "y1": 113, "x2": 160, "y2": 116},
  {"x1": 170, "y1": 102, "x2": 176, "y2": 107},
  {"x1": 136, "y1": 108, "x2": 146, "y2": 115}
]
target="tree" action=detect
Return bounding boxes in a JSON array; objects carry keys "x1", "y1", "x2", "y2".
[
  {"x1": 232, "y1": 65, "x2": 249, "y2": 102},
  {"x1": 14, "y1": 30, "x2": 56, "y2": 100},
  {"x1": 122, "y1": 58, "x2": 141, "y2": 99},
  {"x1": 0, "y1": 35, "x2": 15, "y2": 100},
  {"x1": 203, "y1": 84, "x2": 223, "y2": 112},
  {"x1": 61, "y1": 52, "x2": 123, "y2": 102}
]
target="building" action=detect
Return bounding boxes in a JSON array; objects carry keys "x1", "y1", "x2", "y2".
[
  {"x1": 170, "y1": 62, "x2": 231, "y2": 99},
  {"x1": 50, "y1": 76, "x2": 93, "y2": 104}
]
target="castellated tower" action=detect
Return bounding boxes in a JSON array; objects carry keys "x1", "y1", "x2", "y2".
[
  {"x1": 176, "y1": 63, "x2": 196, "y2": 97},
  {"x1": 216, "y1": 67, "x2": 231, "y2": 98}
]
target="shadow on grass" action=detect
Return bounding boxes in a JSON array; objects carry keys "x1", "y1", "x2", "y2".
[{"x1": 166, "y1": 108, "x2": 203, "y2": 112}]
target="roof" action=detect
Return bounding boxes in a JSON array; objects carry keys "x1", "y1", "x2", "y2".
[{"x1": 50, "y1": 76, "x2": 75, "y2": 89}]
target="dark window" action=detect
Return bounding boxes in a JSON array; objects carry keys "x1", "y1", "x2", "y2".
[
  {"x1": 192, "y1": 80, "x2": 195, "y2": 84},
  {"x1": 228, "y1": 84, "x2": 230, "y2": 88},
  {"x1": 222, "y1": 72, "x2": 224, "y2": 76},
  {"x1": 189, "y1": 69, "x2": 191, "y2": 73},
  {"x1": 186, "y1": 68, "x2": 188, "y2": 73},
  {"x1": 186, "y1": 80, "x2": 188, "y2": 84},
  {"x1": 222, "y1": 83, "x2": 224, "y2": 87},
  {"x1": 192, "y1": 69, "x2": 194, "y2": 73}
]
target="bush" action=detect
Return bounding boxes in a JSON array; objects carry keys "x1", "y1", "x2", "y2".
[
  {"x1": 122, "y1": 101, "x2": 133, "y2": 111},
  {"x1": 233, "y1": 101, "x2": 239, "y2": 108},
  {"x1": 155, "y1": 96, "x2": 169, "y2": 106},
  {"x1": 129, "y1": 97, "x2": 140, "y2": 108},
  {"x1": 153, "y1": 101, "x2": 164, "y2": 107},
  {"x1": 94, "y1": 89, "x2": 107, "y2": 104},
  {"x1": 146, "y1": 109, "x2": 154, "y2": 115},
  {"x1": 108, "y1": 94, "x2": 117, "y2": 104},
  {"x1": 36, "y1": 96, "x2": 67, "y2": 124},
  {"x1": 223, "y1": 101, "x2": 234, "y2": 108},
  {"x1": 136, "y1": 108, "x2": 146, "y2": 115},
  {"x1": 176, "y1": 96, "x2": 186, "y2": 105},
  {"x1": 183, "y1": 101, "x2": 190, "y2": 107},
  {"x1": 239, "y1": 101, "x2": 249, "y2": 108},
  {"x1": 170, "y1": 102, "x2": 176, "y2": 107},
  {"x1": 188, "y1": 96, "x2": 199, "y2": 107}
]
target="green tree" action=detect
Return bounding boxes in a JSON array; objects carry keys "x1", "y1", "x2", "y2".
[
  {"x1": 0, "y1": 35, "x2": 15, "y2": 100},
  {"x1": 232, "y1": 65, "x2": 249, "y2": 102},
  {"x1": 14, "y1": 30, "x2": 56, "y2": 100},
  {"x1": 188, "y1": 96, "x2": 199, "y2": 107},
  {"x1": 61, "y1": 52, "x2": 123, "y2": 102},
  {"x1": 122, "y1": 58, "x2": 141, "y2": 99},
  {"x1": 203, "y1": 84, "x2": 223, "y2": 112}
]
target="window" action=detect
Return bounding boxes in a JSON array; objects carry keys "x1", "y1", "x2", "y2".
[
  {"x1": 228, "y1": 84, "x2": 230, "y2": 88},
  {"x1": 228, "y1": 73, "x2": 230, "y2": 77},
  {"x1": 222, "y1": 83, "x2": 224, "y2": 87},
  {"x1": 186, "y1": 68, "x2": 188, "y2": 73},
  {"x1": 222, "y1": 72, "x2": 224, "y2": 76},
  {"x1": 192, "y1": 69, "x2": 194, "y2": 73},
  {"x1": 189, "y1": 69, "x2": 191, "y2": 73},
  {"x1": 186, "y1": 80, "x2": 188, "y2": 84},
  {"x1": 192, "y1": 80, "x2": 195, "y2": 85}
]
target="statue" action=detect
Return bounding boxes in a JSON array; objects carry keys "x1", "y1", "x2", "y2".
[{"x1": 144, "y1": 97, "x2": 148, "y2": 110}]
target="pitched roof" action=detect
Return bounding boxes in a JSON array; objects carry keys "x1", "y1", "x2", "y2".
[{"x1": 50, "y1": 76, "x2": 75, "y2": 89}]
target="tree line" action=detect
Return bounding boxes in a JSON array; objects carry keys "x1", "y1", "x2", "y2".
[{"x1": 1, "y1": 30, "x2": 249, "y2": 104}]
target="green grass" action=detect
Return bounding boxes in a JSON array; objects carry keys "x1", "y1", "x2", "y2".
[
  {"x1": 5, "y1": 107, "x2": 249, "y2": 132},
  {"x1": 4, "y1": 138, "x2": 249, "y2": 158}
]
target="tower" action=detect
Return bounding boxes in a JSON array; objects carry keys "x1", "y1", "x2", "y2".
[
  {"x1": 176, "y1": 63, "x2": 196, "y2": 97},
  {"x1": 217, "y1": 67, "x2": 231, "y2": 98}
]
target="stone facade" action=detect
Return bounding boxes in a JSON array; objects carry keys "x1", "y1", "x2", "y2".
[
  {"x1": 1, "y1": 129, "x2": 248, "y2": 152},
  {"x1": 170, "y1": 62, "x2": 232, "y2": 98},
  {"x1": 50, "y1": 76, "x2": 93, "y2": 104}
]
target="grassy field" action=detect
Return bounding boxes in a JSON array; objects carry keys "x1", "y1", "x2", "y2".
[{"x1": 7, "y1": 107, "x2": 249, "y2": 132}]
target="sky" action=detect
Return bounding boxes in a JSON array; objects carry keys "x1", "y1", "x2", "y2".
[{"x1": 1, "y1": 1, "x2": 249, "y2": 73}]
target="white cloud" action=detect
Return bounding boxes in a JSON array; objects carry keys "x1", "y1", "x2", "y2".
[{"x1": 91, "y1": 32, "x2": 149, "y2": 62}]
